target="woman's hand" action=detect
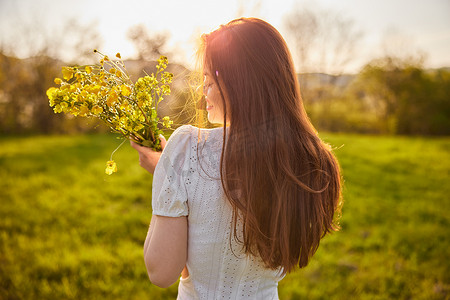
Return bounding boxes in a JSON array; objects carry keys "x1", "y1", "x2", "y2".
[{"x1": 130, "y1": 135, "x2": 167, "y2": 174}]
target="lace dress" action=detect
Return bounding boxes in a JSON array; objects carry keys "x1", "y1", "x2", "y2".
[{"x1": 152, "y1": 125, "x2": 284, "y2": 300}]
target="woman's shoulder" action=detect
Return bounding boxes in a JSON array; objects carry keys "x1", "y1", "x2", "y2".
[
  {"x1": 163, "y1": 125, "x2": 224, "y2": 177},
  {"x1": 166, "y1": 125, "x2": 196, "y2": 146},
  {"x1": 167, "y1": 125, "x2": 225, "y2": 168},
  {"x1": 175, "y1": 124, "x2": 225, "y2": 133},
  {"x1": 162, "y1": 125, "x2": 196, "y2": 159},
  {"x1": 171, "y1": 125, "x2": 225, "y2": 143},
  {"x1": 164, "y1": 125, "x2": 222, "y2": 156},
  {"x1": 170, "y1": 124, "x2": 196, "y2": 137}
]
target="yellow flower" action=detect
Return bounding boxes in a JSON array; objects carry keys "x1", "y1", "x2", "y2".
[
  {"x1": 46, "y1": 87, "x2": 58, "y2": 100},
  {"x1": 134, "y1": 124, "x2": 144, "y2": 131},
  {"x1": 162, "y1": 116, "x2": 173, "y2": 128},
  {"x1": 135, "y1": 77, "x2": 146, "y2": 90},
  {"x1": 162, "y1": 72, "x2": 173, "y2": 84},
  {"x1": 89, "y1": 85, "x2": 101, "y2": 94},
  {"x1": 88, "y1": 94, "x2": 98, "y2": 103},
  {"x1": 157, "y1": 56, "x2": 168, "y2": 69},
  {"x1": 47, "y1": 52, "x2": 175, "y2": 175},
  {"x1": 91, "y1": 105, "x2": 103, "y2": 114},
  {"x1": 60, "y1": 102, "x2": 69, "y2": 112},
  {"x1": 119, "y1": 116, "x2": 128, "y2": 125},
  {"x1": 107, "y1": 93, "x2": 118, "y2": 107},
  {"x1": 137, "y1": 91, "x2": 150, "y2": 105},
  {"x1": 70, "y1": 106, "x2": 79, "y2": 116},
  {"x1": 53, "y1": 104, "x2": 63, "y2": 113},
  {"x1": 121, "y1": 85, "x2": 131, "y2": 96},
  {"x1": 62, "y1": 67, "x2": 75, "y2": 80},
  {"x1": 79, "y1": 105, "x2": 90, "y2": 116},
  {"x1": 75, "y1": 73, "x2": 84, "y2": 81},
  {"x1": 120, "y1": 100, "x2": 130, "y2": 110},
  {"x1": 162, "y1": 85, "x2": 171, "y2": 95},
  {"x1": 105, "y1": 160, "x2": 117, "y2": 175}
]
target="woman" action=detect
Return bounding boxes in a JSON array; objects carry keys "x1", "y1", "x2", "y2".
[{"x1": 131, "y1": 17, "x2": 342, "y2": 299}]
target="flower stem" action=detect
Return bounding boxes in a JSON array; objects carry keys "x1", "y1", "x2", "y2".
[{"x1": 110, "y1": 138, "x2": 128, "y2": 161}]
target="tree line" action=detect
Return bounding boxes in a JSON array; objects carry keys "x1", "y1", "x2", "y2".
[
  {"x1": 301, "y1": 57, "x2": 450, "y2": 135},
  {"x1": 0, "y1": 7, "x2": 448, "y2": 136},
  {"x1": 1, "y1": 51, "x2": 448, "y2": 136}
]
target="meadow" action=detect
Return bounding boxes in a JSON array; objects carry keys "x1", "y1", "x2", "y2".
[{"x1": 0, "y1": 131, "x2": 449, "y2": 299}]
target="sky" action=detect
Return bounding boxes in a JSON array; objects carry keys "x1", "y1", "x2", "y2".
[{"x1": 0, "y1": 0, "x2": 449, "y2": 74}]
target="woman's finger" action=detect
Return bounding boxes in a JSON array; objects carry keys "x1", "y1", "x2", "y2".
[
  {"x1": 159, "y1": 134, "x2": 167, "y2": 150},
  {"x1": 130, "y1": 140, "x2": 142, "y2": 150}
]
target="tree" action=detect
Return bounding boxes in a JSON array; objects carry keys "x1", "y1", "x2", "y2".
[
  {"x1": 283, "y1": 6, "x2": 362, "y2": 76},
  {"x1": 283, "y1": 5, "x2": 363, "y2": 131},
  {"x1": 127, "y1": 24, "x2": 170, "y2": 62},
  {"x1": 0, "y1": 19, "x2": 102, "y2": 134},
  {"x1": 351, "y1": 56, "x2": 450, "y2": 135}
]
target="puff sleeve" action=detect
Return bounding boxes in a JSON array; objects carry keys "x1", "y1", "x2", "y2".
[{"x1": 151, "y1": 125, "x2": 193, "y2": 217}]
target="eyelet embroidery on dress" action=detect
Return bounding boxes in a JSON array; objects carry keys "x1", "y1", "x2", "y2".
[{"x1": 157, "y1": 126, "x2": 283, "y2": 298}]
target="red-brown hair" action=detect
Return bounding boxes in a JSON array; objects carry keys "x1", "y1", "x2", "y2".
[{"x1": 197, "y1": 18, "x2": 342, "y2": 274}]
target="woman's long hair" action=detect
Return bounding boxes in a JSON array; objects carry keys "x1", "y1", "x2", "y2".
[{"x1": 197, "y1": 18, "x2": 342, "y2": 274}]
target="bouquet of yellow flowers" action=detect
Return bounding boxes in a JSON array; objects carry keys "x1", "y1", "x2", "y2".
[{"x1": 46, "y1": 50, "x2": 174, "y2": 174}]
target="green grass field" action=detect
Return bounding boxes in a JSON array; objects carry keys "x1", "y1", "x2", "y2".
[{"x1": 0, "y1": 132, "x2": 449, "y2": 299}]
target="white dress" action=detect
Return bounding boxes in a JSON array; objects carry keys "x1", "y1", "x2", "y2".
[{"x1": 152, "y1": 125, "x2": 284, "y2": 300}]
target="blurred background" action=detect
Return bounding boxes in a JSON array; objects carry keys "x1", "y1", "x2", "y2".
[
  {"x1": 0, "y1": 0, "x2": 449, "y2": 134},
  {"x1": 0, "y1": 0, "x2": 449, "y2": 299}
]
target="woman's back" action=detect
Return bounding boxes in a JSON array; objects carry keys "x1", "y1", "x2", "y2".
[
  {"x1": 152, "y1": 125, "x2": 284, "y2": 299},
  {"x1": 135, "y1": 17, "x2": 341, "y2": 299}
]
